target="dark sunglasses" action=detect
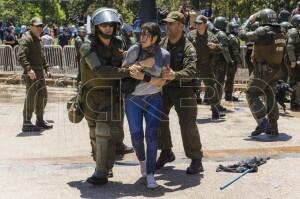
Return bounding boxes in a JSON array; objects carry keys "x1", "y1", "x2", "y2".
[{"x1": 34, "y1": 24, "x2": 44, "y2": 28}]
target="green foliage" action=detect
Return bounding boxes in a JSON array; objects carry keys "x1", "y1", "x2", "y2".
[{"x1": 0, "y1": 0, "x2": 298, "y2": 26}]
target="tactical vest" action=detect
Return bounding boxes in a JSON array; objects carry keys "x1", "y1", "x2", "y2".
[{"x1": 252, "y1": 32, "x2": 286, "y2": 65}]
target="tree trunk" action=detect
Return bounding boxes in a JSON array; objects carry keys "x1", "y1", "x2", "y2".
[
  {"x1": 139, "y1": 0, "x2": 156, "y2": 23},
  {"x1": 191, "y1": 0, "x2": 200, "y2": 10}
]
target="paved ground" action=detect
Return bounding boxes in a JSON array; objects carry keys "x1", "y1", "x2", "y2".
[{"x1": 0, "y1": 84, "x2": 300, "y2": 199}]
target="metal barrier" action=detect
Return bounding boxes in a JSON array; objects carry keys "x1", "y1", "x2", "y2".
[
  {"x1": 13, "y1": 45, "x2": 23, "y2": 72},
  {"x1": 62, "y1": 45, "x2": 78, "y2": 75},
  {"x1": 44, "y1": 45, "x2": 64, "y2": 74},
  {"x1": 1, "y1": 44, "x2": 249, "y2": 74},
  {"x1": 0, "y1": 45, "x2": 15, "y2": 71}
]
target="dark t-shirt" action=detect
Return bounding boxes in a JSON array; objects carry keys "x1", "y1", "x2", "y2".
[
  {"x1": 58, "y1": 34, "x2": 70, "y2": 47},
  {"x1": 4, "y1": 33, "x2": 17, "y2": 47}
]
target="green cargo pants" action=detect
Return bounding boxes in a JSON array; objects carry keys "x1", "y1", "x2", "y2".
[
  {"x1": 246, "y1": 63, "x2": 282, "y2": 124},
  {"x1": 158, "y1": 87, "x2": 203, "y2": 160},
  {"x1": 214, "y1": 60, "x2": 228, "y2": 100},
  {"x1": 23, "y1": 69, "x2": 47, "y2": 122},
  {"x1": 82, "y1": 89, "x2": 124, "y2": 174},
  {"x1": 225, "y1": 63, "x2": 238, "y2": 95}
]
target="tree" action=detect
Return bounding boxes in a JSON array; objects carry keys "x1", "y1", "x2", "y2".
[{"x1": 140, "y1": 0, "x2": 157, "y2": 22}]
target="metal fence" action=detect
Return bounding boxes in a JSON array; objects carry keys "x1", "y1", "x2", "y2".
[{"x1": 0, "y1": 44, "x2": 249, "y2": 75}]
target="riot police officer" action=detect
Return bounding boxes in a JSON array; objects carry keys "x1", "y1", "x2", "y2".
[
  {"x1": 212, "y1": 16, "x2": 232, "y2": 110},
  {"x1": 239, "y1": 8, "x2": 286, "y2": 137},
  {"x1": 74, "y1": 26, "x2": 87, "y2": 84},
  {"x1": 79, "y1": 8, "x2": 130, "y2": 185},
  {"x1": 286, "y1": 14, "x2": 300, "y2": 109},
  {"x1": 225, "y1": 21, "x2": 242, "y2": 101}
]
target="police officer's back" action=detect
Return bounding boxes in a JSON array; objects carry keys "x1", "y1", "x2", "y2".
[{"x1": 239, "y1": 8, "x2": 286, "y2": 137}]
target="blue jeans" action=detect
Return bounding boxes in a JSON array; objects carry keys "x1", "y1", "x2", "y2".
[{"x1": 125, "y1": 93, "x2": 162, "y2": 174}]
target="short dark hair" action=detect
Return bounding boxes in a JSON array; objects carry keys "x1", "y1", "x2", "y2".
[{"x1": 141, "y1": 22, "x2": 161, "y2": 44}]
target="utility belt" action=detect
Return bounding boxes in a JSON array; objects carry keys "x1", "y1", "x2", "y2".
[{"x1": 254, "y1": 61, "x2": 282, "y2": 81}]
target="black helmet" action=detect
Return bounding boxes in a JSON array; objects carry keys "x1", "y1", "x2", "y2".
[
  {"x1": 226, "y1": 21, "x2": 239, "y2": 34},
  {"x1": 213, "y1": 16, "x2": 228, "y2": 31},
  {"x1": 280, "y1": 21, "x2": 293, "y2": 32},
  {"x1": 256, "y1": 8, "x2": 278, "y2": 26},
  {"x1": 90, "y1": 7, "x2": 122, "y2": 34},
  {"x1": 291, "y1": 14, "x2": 300, "y2": 28},
  {"x1": 278, "y1": 9, "x2": 291, "y2": 22}
]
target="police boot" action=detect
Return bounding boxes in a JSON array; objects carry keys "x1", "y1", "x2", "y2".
[
  {"x1": 266, "y1": 122, "x2": 279, "y2": 137},
  {"x1": 36, "y1": 116, "x2": 53, "y2": 129},
  {"x1": 86, "y1": 169, "x2": 108, "y2": 186},
  {"x1": 250, "y1": 118, "x2": 272, "y2": 137},
  {"x1": 22, "y1": 121, "x2": 42, "y2": 132},
  {"x1": 186, "y1": 159, "x2": 204, "y2": 175},
  {"x1": 225, "y1": 93, "x2": 239, "y2": 101},
  {"x1": 155, "y1": 149, "x2": 175, "y2": 170},
  {"x1": 211, "y1": 107, "x2": 225, "y2": 120},
  {"x1": 116, "y1": 142, "x2": 134, "y2": 155},
  {"x1": 216, "y1": 104, "x2": 227, "y2": 112}
]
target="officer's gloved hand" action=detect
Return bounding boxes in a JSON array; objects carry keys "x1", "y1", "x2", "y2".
[{"x1": 255, "y1": 26, "x2": 267, "y2": 36}]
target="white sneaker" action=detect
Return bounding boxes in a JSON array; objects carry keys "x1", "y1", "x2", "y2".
[
  {"x1": 146, "y1": 174, "x2": 158, "y2": 189},
  {"x1": 139, "y1": 161, "x2": 147, "y2": 177}
]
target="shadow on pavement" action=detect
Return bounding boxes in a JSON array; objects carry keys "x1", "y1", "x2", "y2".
[
  {"x1": 196, "y1": 118, "x2": 226, "y2": 124},
  {"x1": 67, "y1": 166, "x2": 202, "y2": 198},
  {"x1": 16, "y1": 129, "x2": 46, "y2": 137},
  {"x1": 279, "y1": 112, "x2": 294, "y2": 117},
  {"x1": 243, "y1": 133, "x2": 292, "y2": 142}
]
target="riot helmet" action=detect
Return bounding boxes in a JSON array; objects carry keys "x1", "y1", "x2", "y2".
[
  {"x1": 256, "y1": 8, "x2": 278, "y2": 26},
  {"x1": 90, "y1": 7, "x2": 122, "y2": 38},
  {"x1": 213, "y1": 16, "x2": 228, "y2": 32},
  {"x1": 226, "y1": 21, "x2": 239, "y2": 34},
  {"x1": 280, "y1": 21, "x2": 293, "y2": 32},
  {"x1": 291, "y1": 14, "x2": 300, "y2": 29}
]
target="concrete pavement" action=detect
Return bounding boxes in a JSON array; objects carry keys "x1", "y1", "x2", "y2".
[{"x1": 0, "y1": 84, "x2": 300, "y2": 199}]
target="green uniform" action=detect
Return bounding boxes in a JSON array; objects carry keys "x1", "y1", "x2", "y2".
[
  {"x1": 286, "y1": 28, "x2": 300, "y2": 105},
  {"x1": 159, "y1": 35, "x2": 203, "y2": 160},
  {"x1": 18, "y1": 31, "x2": 49, "y2": 122},
  {"x1": 225, "y1": 33, "x2": 242, "y2": 95},
  {"x1": 239, "y1": 25, "x2": 286, "y2": 125},
  {"x1": 74, "y1": 35, "x2": 84, "y2": 83},
  {"x1": 187, "y1": 29, "x2": 222, "y2": 107},
  {"x1": 213, "y1": 30, "x2": 233, "y2": 100},
  {"x1": 80, "y1": 34, "x2": 129, "y2": 175}
]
